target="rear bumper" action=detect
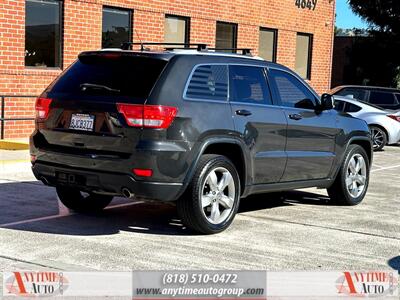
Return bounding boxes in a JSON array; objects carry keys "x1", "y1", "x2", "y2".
[{"x1": 32, "y1": 162, "x2": 183, "y2": 201}]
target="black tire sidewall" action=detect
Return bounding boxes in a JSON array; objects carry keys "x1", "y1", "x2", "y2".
[
  {"x1": 192, "y1": 156, "x2": 241, "y2": 233},
  {"x1": 338, "y1": 145, "x2": 370, "y2": 205}
]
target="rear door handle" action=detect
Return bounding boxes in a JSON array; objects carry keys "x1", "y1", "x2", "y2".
[
  {"x1": 236, "y1": 109, "x2": 252, "y2": 116},
  {"x1": 289, "y1": 113, "x2": 303, "y2": 120}
]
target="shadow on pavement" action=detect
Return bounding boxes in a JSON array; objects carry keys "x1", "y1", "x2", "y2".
[{"x1": 0, "y1": 181, "x2": 333, "y2": 236}]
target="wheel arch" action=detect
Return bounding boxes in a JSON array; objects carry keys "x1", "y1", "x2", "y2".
[
  {"x1": 180, "y1": 138, "x2": 250, "y2": 198},
  {"x1": 348, "y1": 137, "x2": 373, "y2": 165},
  {"x1": 330, "y1": 136, "x2": 373, "y2": 188}
]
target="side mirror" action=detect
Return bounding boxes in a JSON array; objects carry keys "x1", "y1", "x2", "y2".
[{"x1": 320, "y1": 93, "x2": 334, "y2": 111}]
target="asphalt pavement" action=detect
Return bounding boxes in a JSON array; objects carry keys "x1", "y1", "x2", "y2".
[{"x1": 0, "y1": 147, "x2": 398, "y2": 276}]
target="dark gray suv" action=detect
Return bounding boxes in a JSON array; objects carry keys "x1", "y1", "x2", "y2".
[{"x1": 30, "y1": 45, "x2": 373, "y2": 234}]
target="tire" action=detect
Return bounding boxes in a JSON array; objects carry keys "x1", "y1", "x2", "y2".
[
  {"x1": 327, "y1": 145, "x2": 370, "y2": 205},
  {"x1": 177, "y1": 154, "x2": 241, "y2": 234},
  {"x1": 56, "y1": 186, "x2": 113, "y2": 213},
  {"x1": 370, "y1": 126, "x2": 387, "y2": 151}
]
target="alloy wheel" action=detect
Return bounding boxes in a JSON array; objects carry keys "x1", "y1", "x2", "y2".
[
  {"x1": 201, "y1": 167, "x2": 236, "y2": 224},
  {"x1": 345, "y1": 153, "x2": 367, "y2": 198},
  {"x1": 370, "y1": 128, "x2": 385, "y2": 150}
]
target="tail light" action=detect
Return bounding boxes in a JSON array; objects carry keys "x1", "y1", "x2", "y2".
[
  {"x1": 116, "y1": 103, "x2": 177, "y2": 129},
  {"x1": 35, "y1": 97, "x2": 52, "y2": 120},
  {"x1": 133, "y1": 168, "x2": 153, "y2": 177},
  {"x1": 388, "y1": 115, "x2": 400, "y2": 122}
]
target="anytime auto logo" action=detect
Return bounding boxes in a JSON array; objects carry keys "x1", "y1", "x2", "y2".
[
  {"x1": 336, "y1": 271, "x2": 398, "y2": 297},
  {"x1": 4, "y1": 271, "x2": 69, "y2": 297}
]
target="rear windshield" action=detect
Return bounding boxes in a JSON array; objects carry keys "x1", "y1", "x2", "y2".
[{"x1": 48, "y1": 54, "x2": 168, "y2": 100}]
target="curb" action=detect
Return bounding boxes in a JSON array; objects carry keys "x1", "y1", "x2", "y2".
[{"x1": 0, "y1": 140, "x2": 29, "y2": 150}]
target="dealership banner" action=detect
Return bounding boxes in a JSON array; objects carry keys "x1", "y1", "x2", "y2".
[
  {"x1": 2, "y1": 271, "x2": 132, "y2": 297},
  {"x1": 132, "y1": 270, "x2": 266, "y2": 299},
  {"x1": 2, "y1": 270, "x2": 398, "y2": 298},
  {"x1": 267, "y1": 271, "x2": 398, "y2": 298}
]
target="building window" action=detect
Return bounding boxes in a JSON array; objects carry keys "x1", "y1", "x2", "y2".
[
  {"x1": 164, "y1": 15, "x2": 190, "y2": 45},
  {"x1": 102, "y1": 7, "x2": 132, "y2": 48},
  {"x1": 25, "y1": 0, "x2": 62, "y2": 68},
  {"x1": 259, "y1": 28, "x2": 277, "y2": 62},
  {"x1": 295, "y1": 33, "x2": 313, "y2": 79},
  {"x1": 216, "y1": 22, "x2": 237, "y2": 53}
]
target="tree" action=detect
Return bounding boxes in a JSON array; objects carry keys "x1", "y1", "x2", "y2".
[
  {"x1": 335, "y1": 26, "x2": 344, "y2": 36},
  {"x1": 349, "y1": 0, "x2": 400, "y2": 34},
  {"x1": 346, "y1": 0, "x2": 400, "y2": 87}
]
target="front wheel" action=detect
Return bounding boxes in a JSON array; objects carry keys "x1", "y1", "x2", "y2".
[
  {"x1": 327, "y1": 145, "x2": 370, "y2": 205},
  {"x1": 177, "y1": 154, "x2": 241, "y2": 234},
  {"x1": 56, "y1": 186, "x2": 113, "y2": 213}
]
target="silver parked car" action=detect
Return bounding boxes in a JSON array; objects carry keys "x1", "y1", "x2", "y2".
[{"x1": 334, "y1": 96, "x2": 400, "y2": 151}]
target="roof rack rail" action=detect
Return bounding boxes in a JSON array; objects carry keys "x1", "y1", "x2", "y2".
[
  {"x1": 120, "y1": 42, "x2": 253, "y2": 56},
  {"x1": 208, "y1": 48, "x2": 253, "y2": 56},
  {"x1": 121, "y1": 42, "x2": 208, "y2": 52}
]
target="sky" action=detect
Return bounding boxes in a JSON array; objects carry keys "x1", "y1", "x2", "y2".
[{"x1": 336, "y1": 0, "x2": 368, "y2": 29}]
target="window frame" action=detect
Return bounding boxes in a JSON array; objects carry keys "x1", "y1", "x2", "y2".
[
  {"x1": 164, "y1": 14, "x2": 190, "y2": 45},
  {"x1": 343, "y1": 102, "x2": 362, "y2": 113},
  {"x1": 334, "y1": 100, "x2": 346, "y2": 112},
  {"x1": 228, "y1": 64, "x2": 273, "y2": 106},
  {"x1": 295, "y1": 32, "x2": 313, "y2": 80},
  {"x1": 215, "y1": 21, "x2": 238, "y2": 53},
  {"x1": 335, "y1": 87, "x2": 368, "y2": 101},
  {"x1": 101, "y1": 5, "x2": 133, "y2": 49},
  {"x1": 183, "y1": 63, "x2": 229, "y2": 103},
  {"x1": 183, "y1": 63, "x2": 282, "y2": 107},
  {"x1": 259, "y1": 27, "x2": 278, "y2": 63},
  {"x1": 266, "y1": 67, "x2": 320, "y2": 110},
  {"x1": 368, "y1": 90, "x2": 399, "y2": 106},
  {"x1": 25, "y1": 0, "x2": 63, "y2": 69}
]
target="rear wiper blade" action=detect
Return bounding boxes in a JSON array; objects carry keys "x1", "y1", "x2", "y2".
[{"x1": 80, "y1": 83, "x2": 120, "y2": 93}]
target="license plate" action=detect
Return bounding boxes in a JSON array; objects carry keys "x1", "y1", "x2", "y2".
[{"x1": 69, "y1": 114, "x2": 95, "y2": 131}]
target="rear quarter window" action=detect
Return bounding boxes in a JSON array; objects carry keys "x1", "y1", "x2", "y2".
[
  {"x1": 334, "y1": 100, "x2": 345, "y2": 112},
  {"x1": 344, "y1": 102, "x2": 362, "y2": 113},
  {"x1": 184, "y1": 65, "x2": 228, "y2": 101}
]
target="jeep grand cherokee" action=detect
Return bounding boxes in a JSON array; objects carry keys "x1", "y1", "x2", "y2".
[{"x1": 30, "y1": 45, "x2": 373, "y2": 234}]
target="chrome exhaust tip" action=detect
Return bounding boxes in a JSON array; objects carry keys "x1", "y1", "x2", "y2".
[{"x1": 121, "y1": 187, "x2": 134, "y2": 199}]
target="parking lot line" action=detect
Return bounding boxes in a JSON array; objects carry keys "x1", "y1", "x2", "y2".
[
  {"x1": 0, "y1": 201, "x2": 144, "y2": 228},
  {"x1": 371, "y1": 164, "x2": 400, "y2": 172}
]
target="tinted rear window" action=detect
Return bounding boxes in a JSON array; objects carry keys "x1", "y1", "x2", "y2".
[
  {"x1": 48, "y1": 54, "x2": 168, "y2": 100},
  {"x1": 369, "y1": 91, "x2": 397, "y2": 105},
  {"x1": 334, "y1": 100, "x2": 345, "y2": 112},
  {"x1": 344, "y1": 102, "x2": 362, "y2": 113}
]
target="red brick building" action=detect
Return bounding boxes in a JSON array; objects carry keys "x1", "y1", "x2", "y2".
[{"x1": 0, "y1": 0, "x2": 336, "y2": 139}]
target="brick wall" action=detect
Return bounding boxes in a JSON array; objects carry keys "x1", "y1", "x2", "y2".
[{"x1": 0, "y1": 0, "x2": 335, "y2": 139}]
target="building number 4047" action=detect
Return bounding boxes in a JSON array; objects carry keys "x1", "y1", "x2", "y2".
[{"x1": 295, "y1": 0, "x2": 317, "y2": 10}]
